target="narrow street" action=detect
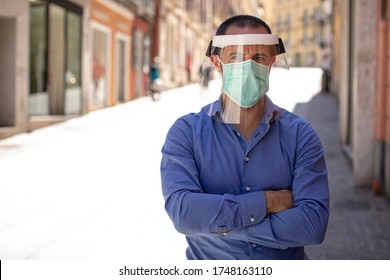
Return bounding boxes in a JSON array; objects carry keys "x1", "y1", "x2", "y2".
[
  {"x1": 1, "y1": 67, "x2": 390, "y2": 260},
  {"x1": 0, "y1": 80, "x2": 221, "y2": 260}
]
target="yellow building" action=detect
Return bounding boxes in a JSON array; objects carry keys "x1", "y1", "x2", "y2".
[
  {"x1": 262, "y1": 0, "x2": 332, "y2": 67},
  {"x1": 156, "y1": 0, "x2": 265, "y2": 88}
]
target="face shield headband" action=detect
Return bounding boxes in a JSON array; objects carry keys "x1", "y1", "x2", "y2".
[{"x1": 205, "y1": 34, "x2": 286, "y2": 58}]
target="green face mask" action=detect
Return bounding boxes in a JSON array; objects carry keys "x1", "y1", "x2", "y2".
[{"x1": 221, "y1": 59, "x2": 270, "y2": 108}]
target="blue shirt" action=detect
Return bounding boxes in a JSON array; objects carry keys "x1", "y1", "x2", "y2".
[{"x1": 160, "y1": 95, "x2": 329, "y2": 260}]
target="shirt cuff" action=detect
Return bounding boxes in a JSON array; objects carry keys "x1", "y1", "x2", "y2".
[
  {"x1": 221, "y1": 226, "x2": 249, "y2": 242},
  {"x1": 238, "y1": 191, "x2": 267, "y2": 227}
]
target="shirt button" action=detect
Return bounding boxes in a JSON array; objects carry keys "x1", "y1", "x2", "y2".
[
  {"x1": 252, "y1": 243, "x2": 257, "y2": 248},
  {"x1": 237, "y1": 132, "x2": 241, "y2": 137},
  {"x1": 250, "y1": 217, "x2": 255, "y2": 223},
  {"x1": 245, "y1": 186, "x2": 251, "y2": 192},
  {"x1": 244, "y1": 156, "x2": 249, "y2": 163},
  {"x1": 222, "y1": 232, "x2": 227, "y2": 236}
]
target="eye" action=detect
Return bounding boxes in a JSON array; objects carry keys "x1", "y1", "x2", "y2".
[
  {"x1": 228, "y1": 53, "x2": 244, "y2": 63},
  {"x1": 252, "y1": 54, "x2": 267, "y2": 63}
]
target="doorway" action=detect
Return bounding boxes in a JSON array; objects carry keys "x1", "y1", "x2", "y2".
[{"x1": 0, "y1": 17, "x2": 16, "y2": 127}]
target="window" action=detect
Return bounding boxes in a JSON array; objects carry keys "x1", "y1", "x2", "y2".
[
  {"x1": 91, "y1": 26, "x2": 109, "y2": 108},
  {"x1": 29, "y1": 0, "x2": 82, "y2": 116},
  {"x1": 302, "y1": 9, "x2": 309, "y2": 25},
  {"x1": 0, "y1": 17, "x2": 16, "y2": 127},
  {"x1": 285, "y1": 14, "x2": 291, "y2": 28},
  {"x1": 277, "y1": 15, "x2": 283, "y2": 30}
]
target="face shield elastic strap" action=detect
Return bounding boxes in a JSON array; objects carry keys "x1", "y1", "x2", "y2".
[{"x1": 205, "y1": 34, "x2": 286, "y2": 57}]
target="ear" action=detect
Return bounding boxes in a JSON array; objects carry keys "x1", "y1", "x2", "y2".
[
  {"x1": 271, "y1": 56, "x2": 276, "y2": 66},
  {"x1": 210, "y1": 55, "x2": 222, "y2": 73}
]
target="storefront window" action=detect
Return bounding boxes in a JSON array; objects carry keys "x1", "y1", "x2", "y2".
[
  {"x1": 0, "y1": 17, "x2": 16, "y2": 127},
  {"x1": 29, "y1": 0, "x2": 82, "y2": 116},
  {"x1": 48, "y1": 3, "x2": 65, "y2": 115},
  {"x1": 65, "y1": 11, "x2": 82, "y2": 114},
  {"x1": 91, "y1": 28, "x2": 108, "y2": 109},
  {"x1": 30, "y1": 2, "x2": 48, "y2": 115}
]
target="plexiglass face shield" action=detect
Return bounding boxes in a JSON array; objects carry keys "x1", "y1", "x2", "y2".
[{"x1": 204, "y1": 34, "x2": 288, "y2": 124}]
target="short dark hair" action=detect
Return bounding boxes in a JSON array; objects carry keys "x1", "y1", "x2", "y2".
[
  {"x1": 215, "y1": 15, "x2": 272, "y2": 36},
  {"x1": 205, "y1": 15, "x2": 274, "y2": 57}
]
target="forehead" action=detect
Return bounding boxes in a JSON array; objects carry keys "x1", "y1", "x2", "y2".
[{"x1": 221, "y1": 44, "x2": 271, "y2": 55}]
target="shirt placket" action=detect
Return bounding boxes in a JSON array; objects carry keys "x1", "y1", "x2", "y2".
[{"x1": 241, "y1": 122, "x2": 270, "y2": 228}]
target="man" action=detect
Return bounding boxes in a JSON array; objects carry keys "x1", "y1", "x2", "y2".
[
  {"x1": 160, "y1": 15, "x2": 329, "y2": 260},
  {"x1": 149, "y1": 56, "x2": 161, "y2": 101}
]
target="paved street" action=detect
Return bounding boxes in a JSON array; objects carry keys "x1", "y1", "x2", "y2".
[
  {"x1": 301, "y1": 92, "x2": 390, "y2": 260},
  {"x1": 1, "y1": 67, "x2": 389, "y2": 260}
]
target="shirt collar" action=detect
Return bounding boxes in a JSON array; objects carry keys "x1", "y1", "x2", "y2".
[
  {"x1": 264, "y1": 95, "x2": 283, "y2": 123},
  {"x1": 206, "y1": 95, "x2": 283, "y2": 123}
]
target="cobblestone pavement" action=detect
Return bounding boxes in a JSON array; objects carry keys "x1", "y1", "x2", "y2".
[{"x1": 297, "y1": 93, "x2": 390, "y2": 260}]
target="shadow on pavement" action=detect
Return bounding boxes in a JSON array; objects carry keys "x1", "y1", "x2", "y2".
[{"x1": 294, "y1": 92, "x2": 390, "y2": 260}]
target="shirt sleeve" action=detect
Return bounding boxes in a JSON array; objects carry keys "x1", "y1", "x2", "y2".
[
  {"x1": 161, "y1": 117, "x2": 267, "y2": 235},
  {"x1": 224, "y1": 123, "x2": 330, "y2": 248}
]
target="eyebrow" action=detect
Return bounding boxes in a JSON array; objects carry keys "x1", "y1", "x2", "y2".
[
  {"x1": 227, "y1": 52, "x2": 244, "y2": 58},
  {"x1": 226, "y1": 51, "x2": 269, "y2": 58}
]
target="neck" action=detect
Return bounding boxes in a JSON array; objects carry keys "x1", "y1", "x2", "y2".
[{"x1": 236, "y1": 98, "x2": 266, "y2": 140}]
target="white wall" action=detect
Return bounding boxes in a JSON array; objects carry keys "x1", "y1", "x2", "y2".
[{"x1": 0, "y1": 0, "x2": 29, "y2": 136}]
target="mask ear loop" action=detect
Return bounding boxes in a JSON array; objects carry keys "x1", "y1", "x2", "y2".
[
  {"x1": 217, "y1": 57, "x2": 225, "y2": 68},
  {"x1": 209, "y1": 54, "x2": 223, "y2": 73}
]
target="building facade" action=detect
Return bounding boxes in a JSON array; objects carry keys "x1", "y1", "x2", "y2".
[
  {"x1": 89, "y1": 0, "x2": 134, "y2": 110},
  {"x1": 0, "y1": 0, "x2": 90, "y2": 137},
  {"x1": 326, "y1": 0, "x2": 390, "y2": 199},
  {"x1": 0, "y1": 0, "x2": 264, "y2": 140},
  {"x1": 0, "y1": 0, "x2": 29, "y2": 138},
  {"x1": 260, "y1": 0, "x2": 390, "y2": 199},
  {"x1": 332, "y1": 0, "x2": 377, "y2": 193},
  {"x1": 263, "y1": 0, "x2": 333, "y2": 67},
  {"x1": 155, "y1": 0, "x2": 265, "y2": 88},
  {"x1": 374, "y1": 0, "x2": 390, "y2": 198},
  {"x1": 114, "y1": 0, "x2": 155, "y2": 99}
]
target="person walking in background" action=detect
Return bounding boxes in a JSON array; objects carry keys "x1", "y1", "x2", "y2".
[
  {"x1": 198, "y1": 63, "x2": 213, "y2": 99},
  {"x1": 199, "y1": 64, "x2": 212, "y2": 89},
  {"x1": 149, "y1": 56, "x2": 162, "y2": 101},
  {"x1": 160, "y1": 15, "x2": 329, "y2": 260},
  {"x1": 186, "y1": 53, "x2": 193, "y2": 83},
  {"x1": 321, "y1": 54, "x2": 332, "y2": 93}
]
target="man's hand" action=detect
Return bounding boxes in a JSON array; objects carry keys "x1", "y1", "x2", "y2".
[
  {"x1": 213, "y1": 229, "x2": 230, "y2": 234},
  {"x1": 264, "y1": 189, "x2": 293, "y2": 214},
  {"x1": 213, "y1": 189, "x2": 293, "y2": 234}
]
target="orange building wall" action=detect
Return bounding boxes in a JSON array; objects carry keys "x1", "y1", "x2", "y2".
[
  {"x1": 90, "y1": 0, "x2": 133, "y2": 106},
  {"x1": 374, "y1": 0, "x2": 390, "y2": 196},
  {"x1": 376, "y1": 0, "x2": 390, "y2": 143},
  {"x1": 131, "y1": 18, "x2": 150, "y2": 99}
]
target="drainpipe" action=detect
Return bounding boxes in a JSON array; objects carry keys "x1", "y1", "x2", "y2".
[
  {"x1": 386, "y1": 123, "x2": 390, "y2": 199},
  {"x1": 372, "y1": 7, "x2": 387, "y2": 196}
]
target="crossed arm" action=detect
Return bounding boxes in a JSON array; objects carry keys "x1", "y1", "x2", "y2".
[
  {"x1": 161, "y1": 120, "x2": 329, "y2": 249},
  {"x1": 215, "y1": 189, "x2": 293, "y2": 234}
]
